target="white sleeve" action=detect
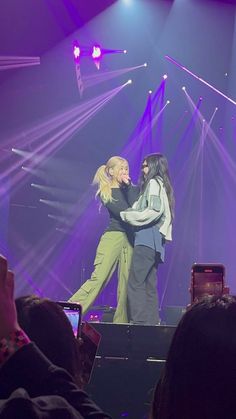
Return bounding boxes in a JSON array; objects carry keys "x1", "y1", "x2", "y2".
[{"x1": 120, "y1": 180, "x2": 163, "y2": 226}]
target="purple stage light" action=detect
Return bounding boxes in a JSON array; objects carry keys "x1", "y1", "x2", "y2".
[
  {"x1": 123, "y1": 49, "x2": 127, "y2": 54},
  {"x1": 166, "y1": 55, "x2": 236, "y2": 106},
  {"x1": 73, "y1": 41, "x2": 81, "y2": 62},
  {"x1": 123, "y1": 79, "x2": 132, "y2": 87},
  {"x1": 163, "y1": 74, "x2": 168, "y2": 79},
  {"x1": 73, "y1": 46, "x2": 81, "y2": 60},
  {"x1": 92, "y1": 45, "x2": 102, "y2": 59}
]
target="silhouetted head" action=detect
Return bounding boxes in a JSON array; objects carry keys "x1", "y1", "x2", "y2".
[
  {"x1": 16, "y1": 295, "x2": 81, "y2": 385},
  {"x1": 151, "y1": 295, "x2": 236, "y2": 419}
]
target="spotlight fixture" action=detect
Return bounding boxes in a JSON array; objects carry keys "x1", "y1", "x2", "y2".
[
  {"x1": 127, "y1": 79, "x2": 132, "y2": 84},
  {"x1": 92, "y1": 45, "x2": 102, "y2": 59},
  {"x1": 123, "y1": 50, "x2": 127, "y2": 54},
  {"x1": 73, "y1": 45, "x2": 81, "y2": 60},
  {"x1": 143, "y1": 62, "x2": 148, "y2": 67},
  {"x1": 182, "y1": 86, "x2": 186, "y2": 91},
  {"x1": 199, "y1": 97, "x2": 203, "y2": 101},
  {"x1": 163, "y1": 74, "x2": 168, "y2": 79},
  {"x1": 215, "y1": 107, "x2": 218, "y2": 111},
  {"x1": 166, "y1": 100, "x2": 170, "y2": 104},
  {"x1": 148, "y1": 90, "x2": 152, "y2": 94},
  {"x1": 92, "y1": 45, "x2": 102, "y2": 70}
]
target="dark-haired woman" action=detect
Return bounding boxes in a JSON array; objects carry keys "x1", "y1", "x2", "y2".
[{"x1": 120, "y1": 153, "x2": 174, "y2": 325}]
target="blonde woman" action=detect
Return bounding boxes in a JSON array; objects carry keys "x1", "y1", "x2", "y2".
[{"x1": 70, "y1": 156, "x2": 138, "y2": 323}]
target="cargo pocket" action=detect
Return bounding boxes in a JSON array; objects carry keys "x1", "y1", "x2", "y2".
[{"x1": 79, "y1": 281, "x2": 95, "y2": 295}]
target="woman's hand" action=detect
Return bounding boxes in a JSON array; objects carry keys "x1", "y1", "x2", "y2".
[
  {"x1": 120, "y1": 174, "x2": 131, "y2": 185},
  {"x1": 0, "y1": 255, "x2": 20, "y2": 339}
]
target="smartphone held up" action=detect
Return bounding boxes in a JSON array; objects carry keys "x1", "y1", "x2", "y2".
[{"x1": 190, "y1": 263, "x2": 229, "y2": 304}]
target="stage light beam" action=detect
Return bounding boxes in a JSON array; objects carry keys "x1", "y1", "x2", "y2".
[{"x1": 166, "y1": 55, "x2": 236, "y2": 106}]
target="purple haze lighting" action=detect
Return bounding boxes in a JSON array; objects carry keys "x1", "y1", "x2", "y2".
[
  {"x1": 165, "y1": 55, "x2": 236, "y2": 106},
  {"x1": 92, "y1": 45, "x2": 102, "y2": 59}
]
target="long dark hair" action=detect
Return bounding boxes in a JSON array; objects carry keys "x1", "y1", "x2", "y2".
[
  {"x1": 151, "y1": 295, "x2": 236, "y2": 419},
  {"x1": 16, "y1": 295, "x2": 82, "y2": 387},
  {"x1": 140, "y1": 153, "x2": 175, "y2": 220}
]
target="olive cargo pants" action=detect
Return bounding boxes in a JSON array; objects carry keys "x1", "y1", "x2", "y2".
[{"x1": 69, "y1": 231, "x2": 133, "y2": 323}]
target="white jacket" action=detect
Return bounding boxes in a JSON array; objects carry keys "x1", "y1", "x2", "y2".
[{"x1": 120, "y1": 178, "x2": 172, "y2": 241}]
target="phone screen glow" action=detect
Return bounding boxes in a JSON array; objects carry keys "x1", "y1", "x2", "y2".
[{"x1": 64, "y1": 309, "x2": 80, "y2": 337}]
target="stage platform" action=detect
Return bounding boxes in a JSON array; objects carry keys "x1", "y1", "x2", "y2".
[{"x1": 86, "y1": 323, "x2": 176, "y2": 419}]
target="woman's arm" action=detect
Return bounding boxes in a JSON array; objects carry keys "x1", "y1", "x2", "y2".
[
  {"x1": 105, "y1": 197, "x2": 130, "y2": 218},
  {"x1": 120, "y1": 179, "x2": 163, "y2": 226},
  {"x1": 104, "y1": 184, "x2": 139, "y2": 218},
  {"x1": 122, "y1": 184, "x2": 140, "y2": 206}
]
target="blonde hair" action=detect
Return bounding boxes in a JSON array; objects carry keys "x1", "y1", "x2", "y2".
[{"x1": 93, "y1": 156, "x2": 128, "y2": 203}]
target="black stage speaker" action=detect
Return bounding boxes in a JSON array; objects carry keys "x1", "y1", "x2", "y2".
[
  {"x1": 161, "y1": 305, "x2": 186, "y2": 326},
  {"x1": 87, "y1": 358, "x2": 163, "y2": 419},
  {"x1": 85, "y1": 323, "x2": 176, "y2": 418}
]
